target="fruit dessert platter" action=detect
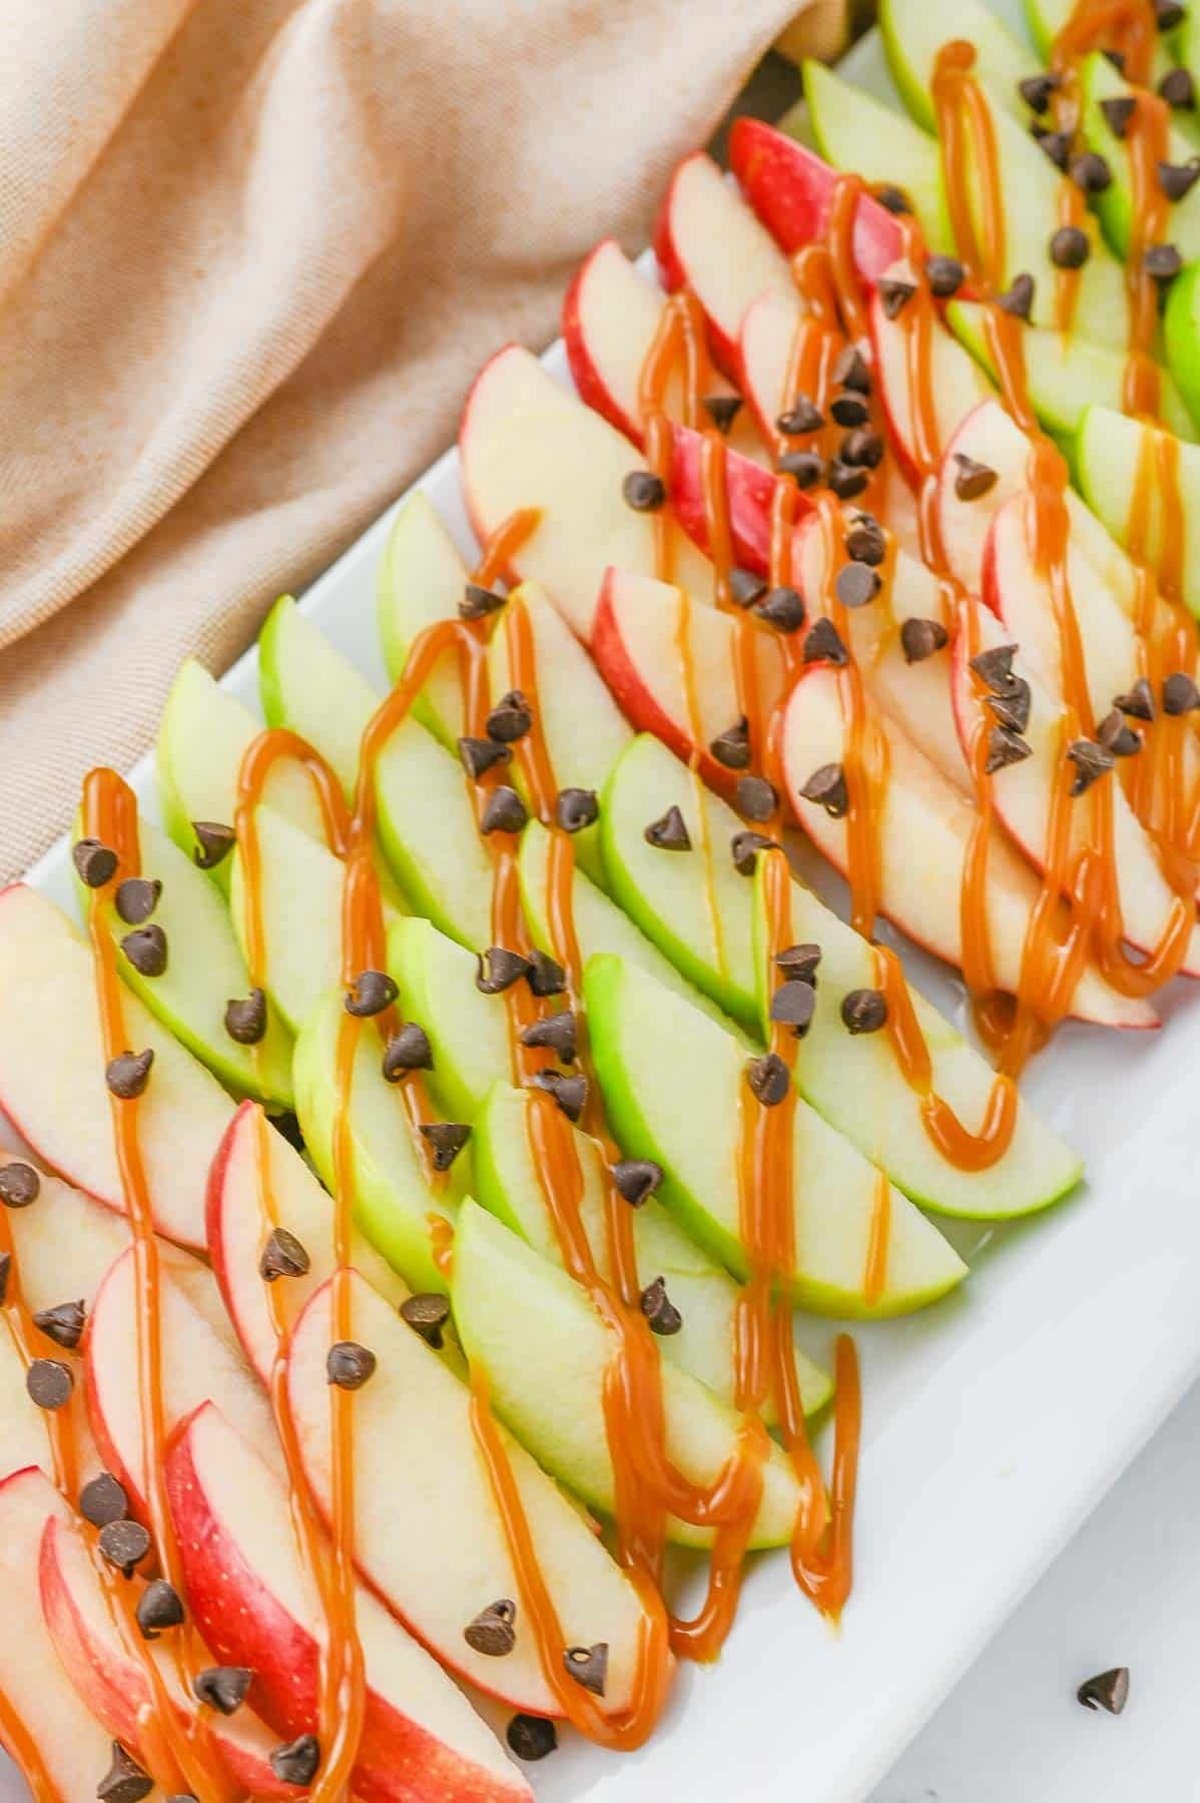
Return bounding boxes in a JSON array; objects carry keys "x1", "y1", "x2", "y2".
[{"x1": 4, "y1": 0, "x2": 1200, "y2": 1796}]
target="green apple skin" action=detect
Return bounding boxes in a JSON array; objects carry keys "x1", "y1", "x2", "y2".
[
  {"x1": 374, "y1": 717, "x2": 495, "y2": 952},
  {"x1": 1076, "y1": 402, "x2": 1200, "y2": 618},
  {"x1": 470, "y1": 1080, "x2": 833, "y2": 1421},
  {"x1": 880, "y1": 0, "x2": 1039, "y2": 131},
  {"x1": 293, "y1": 990, "x2": 458, "y2": 1296},
  {"x1": 583, "y1": 954, "x2": 968, "y2": 1319},
  {"x1": 1078, "y1": 53, "x2": 1200, "y2": 264},
  {"x1": 258, "y1": 595, "x2": 381, "y2": 802},
  {"x1": 376, "y1": 490, "x2": 469, "y2": 747},
  {"x1": 385, "y1": 916, "x2": 512, "y2": 1122},
  {"x1": 450, "y1": 1199, "x2": 804, "y2": 1549},
  {"x1": 1165, "y1": 262, "x2": 1200, "y2": 434}
]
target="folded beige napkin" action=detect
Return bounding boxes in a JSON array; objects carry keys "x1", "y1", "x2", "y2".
[{"x1": 0, "y1": 0, "x2": 855, "y2": 881}]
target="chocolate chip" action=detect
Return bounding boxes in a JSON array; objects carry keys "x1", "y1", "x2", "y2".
[
  {"x1": 1146, "y1": 242, "x2": 1184, "y2": 285},
  {"x1": 827, "y1": 461, "x2": 871, "y2": 500},
  {"x1": 841, "y1": 987, "x2": 888, "y2": 1034},
  {"x1": 836, "y1": 562, "x2": 881, "y2": 609},
  {"x1": 622, "y1": 470, "x2": 666, "y2": 512},
  {"x1": 382, "y1": 1022, "x2": 434, "y2": 1079},
  {"x1": 194, "y1": 1666, "x2": 253, "y2": 1715},
  {"x1": 526, "y1": 949, "x2": 566, "y2": 997},
  {"x1": 105, "y1": 1049, "x2": 154, "y2": 1100},
  {"x1": 845, "y1": 515, "x2": 887, "y2": 565},
  {"x1": 878, "y1": 276, "x2": 916, "y2": 318},
  {"x1": 529, "y1": 1070, "x2": 588, "y2": 1122},
  {"x1": 136, "y1": 1579, "x2": 185, "y2": 1640},
  {"x1": 1160, "y1": 66, "x2": 1195, "y2": 110},
  {"x1": 114, "y1": 878, "x2": 161, "y2": 925},
  {"x1": 326, "y1": 1340, "x2": 377, "y2": 1390},
  {"x1": 555, "y1": 787, "x2": 599, "y2": 833},
  {"x1": 612, "y1": 1160, "x2": 663, "y2": 1206},
  {"x1": 710, "y1": 718, "x2": 752, "y2": 770},
  {"x1": 520, "y1": 1011, "x2": 577, "y2": 1062},
  {"x1": 0, "y1": 1254, "x2": 10, "y2": 1305},
  {"x1": 776, "y1": 396, "x2": 824, "y2": 435},
  {"x1": 1096, "y1": 709, "x2": 1142, "y2": 757},
  {"x1": 640, "y1": 1275, "x2": 682, "y2": 1335},
  {"x1": 799, "y1": 762, "x2": 848, "y2": 817},
  {"x1": 1077, "y1": 1667, "x2": 1130, "y2": 1715},
  {"x1": 0, "y1": 1162, "x2": 39, "y2": 1208},
  {"x1": 191, "y1": 821, "x2": 235, "y2": 871},
  {"x1": 419, "y1": 1121, "x2": 471, "y2": 1170},
  {"x1": 998, "y1": 272, "x2": 1036, "y2": 320},
  {"x1": 770, "y1": 980, "x2": 817, "y2": 1037},
  {"x1": 926, "y1": 254, "x2": 965, "y2": 297},
  {"x1": 644, "y1": 804, "x2": 691, "y2": 850},
  {"x1": 731, "y1": 830, "x2": 777, "y2": 876},
  {"x1": 777, "y1": 450, "x2": 826, "y2": 490},
  {"x1": 480, "y1": 785, "x2": 529, "y2": 835},
  {"x1": 32, "y1": 1300, "x2": 85, "y2": 1351},
  {"x1": 98, "y1": 1518, "x2": 151, "y2": 1578},
  {"x1": 1018, "y1": 71, "x2": 1061, "y2": 113},
  {"x1": 776, "y1": 942, "x2": 821, "y2": 983},
  {"x1": 563, "y1": 1642, "x2": 610, "y2": 1696},
  {"x1": 1163, "y1": 671, "x2": 1200, "y2": 714},
  {"x1": 464, "y1": 1599, "x2": 517, "y2": 1657},
  {"x1": 830, "y1": 392, "x2": 870, "y2": 428},
  {"x1": 457, "y1": 735, "x2": 511, "y2": 780},
  {"x1": 875, "y1": 184, "x2": 912, "y2": 216},
  {"x1": 1104, "y1": 47, "x2": 1128, "y2": 71},
  {"x1": 460, "y1": 583, "x2": 506, "y2": 622},
  {"x1": 969, "y1": 643, "x2": 1018, "y2": 693},
  {"x1": 1067, "y1": 737, "x2": 1115, "y2": 795},
  {"x1": 840, "y1": 427, "x2": 885, "y2": 469},
  {"x1": 73, "y1": 838, "x2": 118, "y2": 889},
  {"x1": 26, "y1": 1358, "x2": 73, "y2": 1411},
  {"x1": 97, "y1": 1743, "x2": 154, "y2": 1803},
  {"x1": 755, "y1": 585, "x2": 806, "y2": 633},
  {"x1": 477, "y1": 946, "x2": 532, "y2": 994},
  {"x1": 118, "y1": 924, "x2": 168, "y2": 980},
  {"x1": 259, "y1": 1227, "x2": 311, "y2": 1282},
  {"x1": 953, "y1": 452, "x2": 998, "y2": 501},
  {"x1": 486, "y1": 691, "x2": 532, "y2": 744},
  {"x1": 1100, "y1": 95, "x2": 1136, "y2": 139},
  {"x1": 1159, "y1": 158, "x2": 1200, "y2": 201},
  {"x1": 747, "y1": 1051, "x2": 790, "y2": 1106},
  {"x1": 735, "y1": 776, "x2": 777, "y2": 822},
  {"x1": 900, "y1": 617, "x2": 949, "y2": 663},
  {"x1": 833, "y1": 344, "x2": 873, "y2": 393},
  {"x1": 344, "y1": 970, "x2": 399, "y2": 1018},
  {"x1": 1114, "y1": 678, "x2": 1157, "y2": 721},
  {"x1": 985, "y1": 726, "x2": 1034, "y2": 774},
  {"x1": 802, "y1": 618, "x2": 848, "y2": 666},
  {"x1": 269, "y1": 1736, "x2": 321, "y2": 1788},
  {"x1": 1158, "y1": 0, "x2": 1187, "y2": 21},
  {"x1": 729, "y1": 567, "x2": 769, "y2": 609},
  {"x1": 400, "y1": 1292, "x2": 451, "y2": 1349},
  {"x1": 701, "y1": 393, "x2": 742, "y2": 434},
  {"x1": 80, "y1": 1473, "x2": 128, "y2": 1528},
  {"x1": 225, "y1": 989, "x2": 267, "y2": 1046},
  {"x1": 506, "y1": 1715, "x2": 557, "y2": 1762},
  {"x1": 1070, "y1": 151, "x2": 1113, "y2": 194}
]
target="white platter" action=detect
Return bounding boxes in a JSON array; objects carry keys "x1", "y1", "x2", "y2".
[{"x1": 14, "y1": 4, "x2": 1200, "y2": 1799}]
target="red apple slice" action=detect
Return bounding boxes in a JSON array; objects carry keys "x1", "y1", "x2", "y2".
[
  {"x1": 166, "y1": 1403, "x2": 529, "y2": 1803},
  {"x1": 667, "y1": 419, "x2": 804, "y2": 575},
  {"x1": 739, "y1": 289, "x2": 822, "y2": 448},
  {"x1": 729, "y1": 118, "x2": 907, "y2": 279},
  {"x1": 782, "y1": 665, "x2": 1157, "y2": 1029},
  {"x1": 871, "y1": 267, "x2": 993, "y2": 486}
]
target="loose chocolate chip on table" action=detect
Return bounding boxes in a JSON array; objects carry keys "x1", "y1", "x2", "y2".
[
  {"x1": 1158, "y1": 157, "x2": 1200, "y2": 201},
  {"x1": 969, "y1": 643, "x2": 1018, "y2": 692},
  {"x1": 400, "y1": 1292, "x2": 452, "y2": 1349},
  {"x1": 1156, "y1": 0, "x2": 1186, "y2": 26},
  {"x1": 799, "y1": 762, "x2": 849, "y2": 818},
  {"x1": 836, "y1": 562, "x2": 881, "y2": 609},
  {"x1": 555, "y1": 787, "x2": 599, "y2": 833},
  {"x1": 845, "y1": 514, "x2": 886, "y2": 566},
  {"x1": 771, "y1": 980, "x2": 817, "y2": 1037},
  {"x1": 72, "y1": 838, "x2": 118, "y2": 888},
  {"x1": 480, "y1": 785, "x2": 529, "y2": 835},
  {"x1": 326, "y1": 1341, "x2": 377, "y2": 1390},
  {"x1": 225, "y1": 989, "x2": 267, "y2": 1046},
  {"x1": 136, "y1": 1579, "x2": 185, "y2": 1640},
  {"x1": 731, "y1": 830, "x2": 777, "y2": 876},
  {"x1": 998, "y1": 272, "x2": 1036, "y2": 320},
  {"x1": 639, "y1": 1276, "x2": 682, "y2": 1337},
  {"x1": 1149, "y1": 241, "x2": 1186, "y2": 286},
  {"x1": 460, "y1": 582, "x2": 505, "y2": 621},
  {"x1": 526, "y1": 949, "x2": 566, "y2": 997},
  {"x1": 99, "y1": 1518, "x2": 152, "y2": 1579},
  {"x1": 1077, "y1": 1666, "x2": 1130, "y2": 1715},
  {"x1": 612, "y1": 1160, "x2": 663, "y2": 1206},
  {"x1": 486, "y1": 690, "x2": 533, "y2": 743},
  {"x1": 1160, "y1": 66, "x2": 1196, "y2": 110},
  {"x1": 755, "y1": 585, "x2": 806, "y2": 633},
  {"x1": 830, "y1": 392, "x2": 870, "y2": 428},
  {"x1": 747, "y1": 1051, "x2": 791, "y2": 1107},
  {"x1": 878, "y1": 276, "x2": 916, "y2": 319},
  {"x1": 477, "y1": 946, "x2": 533, "y2": 994},
  {"x1": 710, "y1": 718, "x2": 752, "y2": 770},
  {"x1": 563, "y1": 1642, "x2": 610, "y2": 1697},
  {"x1": 97, "y1": 1743, "x2": 155, "y2": 1803},
  {"x1": 840, "y1": 427, "x2": 885, "y2": 469},
  {"x1": 106, "y1": 1048, "x2": 154, "y2": 1099},
  {"x1": 270, "y1": 1736, "x2": 321, "y2": 1788},
  {"x1": 464, "y1": 1599, "x2": 517, "y2": 1657},
  {"x1": 827, "y1": 460, "x2": 870, "y2": 501},
  {"x1": 925, "y1": 254, "x2": 965, "y2": 298},
  {"x1": 32, "y1": 1300, "x2": 86, "y2": 1351},
  {"x1": 776, "y1": 942, "x2": 822, "y2": 984},
  {"x1": 1067, "y1": 737, "x2": 1115, "y2": 796},
  {"x1": 520, "y1": 1011, "x2": 577, "y2": 1062},
  {"x1": 987, "y1": 678, "x2": 1033, "y2": 735},
  {"x1": 458, "y1": 734, "x2": 510, "y2": 779},
  {"x1": 1103, "y1": 47, "x2": 1127, "y2": 71},
  {"x1": 419, "y1": 1121, "x2": 472, "y2": 1170},
  {"x1": 1071, "y1": 151, "x2": 1113, "y2": 194},
  {"x1": 80, "y1": 1472, "x2": 128, "y2": 1529},
  {"x1": 194, "y1": 1666, "x2": 254, "y2": 1715},
  {"x1": 0, "y1": 1254, "x2": 9, "y2": 1306},
  {"x1": 1096, "y1": 709, "x2": 1142, "y2": 757},
  {"x1": 1033, "y1": 126, "x2": 1072, "y2": 171},
  {"x1": 529, "y1": 1070, "x2": 588, "y2": 1123},
  {"x1": 120, "y1": 924, "x2": 168, "y2": 978},
  {"x1": 833, "y1": 344, "x2": 872, "y2": 393},
  {"x1": 802, "y1": 618, "x2": 849, "y2": 666},
  {"x1": 874, "y1": 183, "x2": 911, "y2": 215},
  {"x1": 777, "y1": 450, "x2": 826, "y2": 490},
  {"x1": 507, "y1": 1714, "x2": 558, "y2": 1762},
  {"x1": 259, "y1": 1227, "x2": 311, "y2": 1282},
  {"x1": 191, "y1": 821, "x2": 236, "y2": 870},
  {"x1": 1163, "y1": 671, "x2": 1200, "y2": 714},
  {"x1": 114, "y1": 877, "x2": 161, "y2": 925},
  {"x1": 382, "y1": 1022, "x2": 434, "y2": 1080},
  {"x1": 841, "y1": 987, "x2": 888, "y2": 1034},
  {"x1": 1114, "y1": 678, "x2": 1157, "y2": 721},
  {"x1": 345, "y1": 970, "x2": 399, "y2": 1017},
  {"x1": 27, "y1": 1358, "x2": 73, "y2": 1411},
  {"x1": 701, "y1": 393, "x2": 742, "y2": 434},
  {"x1": 0, "y1": 1161, "x2": 40, "y2": 1208},
  {"x1": 900, "y1": 617, "x2": 949, "y2": 664},
  {"x1": 735, "y1": 776, "x2": 777, "y2": 823},
  {"x1": 985, "y1": 726, "x2": 1034, "y2": 774},
  {"x1": 729, "y1": 567, "x2": 769, "y2": 609},
  {"x1": 1100, "y1": 95, "x2": 1136, "y2": 139},
  {"x1": 776, "y1": 396, "x2": 824, "y2": 435},
  {"x1": 622, "y1": 470, "x2": 666, "y2": 512},
  {"x1": 1018, "y1": 71, "x2": 1061, "y2": 113},
  {"x1": 953, "y1": 452, "x2": 998, "y2": 501},
  {"x1": 644, "y1": 804, "x2": 691, "y2": 851}
]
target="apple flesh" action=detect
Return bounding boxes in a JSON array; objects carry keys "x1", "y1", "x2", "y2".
[
  {"x1": 377, "y1": 489, "x2": 471, "y2": 745},
  {"x1": 870, "y1": 267, "x2": 994, "y2": 483},
  {"x1": 385, "y1": 917, "x2": 511, "y2": 1124},
  {"x1": 879, "y1": 0, "x2": 1038, "y2": 132},
  {"x1": 728, "y1": 117, "x2": 905, "y2": 282},
  {"x1": 1078, "y1": 51, "x2": 1200, "y2": 265},
  {"x1": 259, "y1": 594, "x2": 381, "y2": 802},
  {"x1": 374, "y1": 714, "x2": 496, "y2": 952},
  {"x1": 1075, "y1": 403, "x2": 1200, "y2": 620}
]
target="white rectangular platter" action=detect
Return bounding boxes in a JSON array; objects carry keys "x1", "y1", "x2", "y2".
[{"x1": 15, "y1": 4, "x2": 1200, "y2": 1799}]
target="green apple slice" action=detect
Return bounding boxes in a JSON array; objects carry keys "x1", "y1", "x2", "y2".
[
  {"x1": 1079, "y1": 51, "x2": 1200, "y2": 263},
  {"x1": 259, "y1": 594, "x2": 380, "y2": 800},
  {"x1": 377, "y1": 490, "x2": 470, "y2": 746},
  {"x1": 375, "y1": 717, "x2": 495, "y2": 950},
  {"x1": 386, "y1": 915, "x2": 512, "y2": 1121},
  {"x1": 451, "y1": 1199, "x2": 804, "y2": 1548},
  {"x1": 880, "y1": 0, "x2": 1039, "y2": 130},
  {"x1": 584, "y1": 953, "x2": 967, "y2": 1317},
  {"x1": 1165, "y1": 259, "x2": 1200, "y2": 431},
  {"x1": 1075, "y1": 402, "x2": 1200, "y2": 617}
]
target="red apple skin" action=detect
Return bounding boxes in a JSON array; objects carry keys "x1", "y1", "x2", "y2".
[
  {"x1": 729, "y1": 120, "x2": 904, "y2": 281},
  {"x1": 652, "y1": 160, "x2": 739, "y2": 375},
  {"x1": 562, "y1": 240, "x2": 642, "y2": 444},
  {"x1": 668, "y1": 422, "x2": 794, "y2": 574},
  {"x1": 205, "y1": 1101, "x2": 270, "y2": 1385}
]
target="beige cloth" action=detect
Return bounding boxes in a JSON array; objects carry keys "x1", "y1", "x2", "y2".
[{"x1": 0, "y1": 0, "x2": 852, "y2": 881}]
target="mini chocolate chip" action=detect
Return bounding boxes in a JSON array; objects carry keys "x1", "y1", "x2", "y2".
[
  {"x1": 926, "y1": 254, "x2": 966, "y2": 297},
  {"x1": 969, "y1": 643, "x2": 1018, "y2": 693},
  {"x1": 731, "y1": 830, "x2": 777, "y2": 876},
  {"x1": 563, "y1": 1640, "x2": 611, "y2": 1696},
  {"x1": 114, "y1": 877, "x2": 161, "y2": 925},
  {"x1": 845, "y1": 515, "x2": 887, "y2": 565},
  {"x1": 747, "y1": 1051, "x2": 790, "y2": 1106},
  {"x1": 382, "y1": 1022, "x2": 434, "y2": 1079},
  {"x1": 729, "y1": 567, "x2": 769, "y2": 609},
  {"x1": 327, "y1": 1340, "x2": 377, "y2": 1390},
  {"x1": 1146, "y1": 242, "x2": 1184, "y2": 285},
  {"x1": 480, "y1": 785, "x2": 529, "y2": 835},
  {"x1": 136, "y1": 1579, "x2": 185, "y2": 1640},
  {"x1": 985, "y1": 726, "x2": 1034, "y2": 774},
  {"x1": 1018, "y1": 71, "x2": 1061, "y2": 113},
  {"x1": 799, "y1": 762, "x2": 848, "y2": 817},
  {"x1": 1096, "y1": 709, "x2": 1142, "y2": 757},
  {"x1": 0, "y1": 1161, "x2": 39, "y2": 1208},
  {"x1": 477, "y1": 946, "x2": 533, "y2": 994},
  {"x1": 776, "y1": 396, "x2": 824, "y2": 435},
  {"x1": 827, "y1": 460, "x2": 871, "y2": 500},
  {"x1": 836, "y1": 562, "x2": 881, "y2": 609},
  {"x1": 875, "y1": 184, "x2": 912, "y2": 216},
  {"x1": 457, "y1": 735, "x2": 511, "y2": 780},
  {"x1": 1033, "y1": 126, "x2": 1072, "y2": 171},
  {"x1": 833, "y1": 344, "x2": 873, "y2": 393},
  {"x1": 841, "y1": 987, "x2": 888, "y2": 1034},
  {"x1": 878, "y1": 276, "x2": 916, "y2": 318},
  {"x1": 1114, "y1": 678, "x2": 1157, "y2": 721},
  {"x1": 735, "y1": 776, "x2": 777, "y2": 822},
  {"x1": 99, "y1": 1518, "x2": 151, "y2": 1578},
  {"x1": 119, "y1": 924, "x2": 168, "y2": 978},
  {"x1": 802, "y1": 618, "x2": 849, "y2": 666},
  {"x1": 1156, "y1": 0, "x2": 1186, "y2": 25},
  {"x1": 771, "y1": 980, "x2": 817, "y2": 1037},
  {"x1": 1070, "y1": 151, "x2": 1113, "y2": 194},
  {"x1": 507, "y1": 1715, "x2": 558, "y2": 1762},
  {"x1": 520, "y1": 1011, "x2": 577, "y2": 1062},
  {"x1": 419, "y1": 1121, "x2": 471, "y2": 1170},
  {"x1": 555, "y1": 787, "x2": 599, "y2": 833},
  {"x1": 987, "y1": 678, "x2": 1033, "y2": 734},
  {"x1": 1163, "y1": 671, "x2": 1200, "y2": 714},
  {"x1": 526, "y1": 949, "x2": 566, "y2": 997},
  {"x1": 194, "y1": 1666, "x2": 253, "y2": 1715},
  {"x1": 998, "y1": 272, "x2": 1036, "y2": 320},
  {"x1": 644, "y1": 804, "x2": 691, "y2": 850},
  {"x1": 840, "y1": 427, "x2": 885, "y2": 469},
  {"x1": 755, "y1": 585, "x2": 806, "y2": 633},
  {"x1": 1105, "y1": 45, "x2": 1128, "y2": 69},
  {"x1": 830, "y1": 392, "x2": 870, "y2": 428},
  {"x1": 1160, "y1": 67, "x2": 1196, "y2": 110},
  {"x1": 486, "y1": 690, "x2": 532, "y2": 743},
  {"x1": 1159, "y1": 158, "x2": 1200, "y2": 201},
  {"x1": 953, "y1": 452, "x2": 998, "y2": 501},
  {"x1": 529, "y1": 1070, "x2": 588, "y2": 1122},
  {"x1": 900, "y1": 616, "x2": 949, "y2": 663},
  {"x1": 622, "y1": 470, "x2": 666, "y2": 512},
  {"x1": 400, "y1": 1292, "x2": 452, "y2": 1349},
  {"x1": 345, "y1": 970, "x2": 399, "y2": 1018},
  {"x1": 225, "y1": 989, "x2": 267, "y2": 1046},
  {"x1": 710, "y1": 717, "x2": 752, "y2": 770},
  {"x1": 105, "y1": 1049, "x2": 154, "y2": 1100},
  {"x1": 259, "y1": 1227, "x2": 311, "y2": 1282},
  {"x1": 32, "y1": 1300, "x2": 86, "y2": 1351},
  {"x1": 701, "y1": 393, "x2": 742, "y2": 434},
  {"x1": 73, "y1": 838, "x2": 118, "y2": 888},
  {"x1": 460, "y1": 583, "x2": 506, "y2": 621},
  {"x1": 464, "y1": 1599, "x2": 517, "y2": 1657},
  {"x1": 269, "y1": 1736, "x2": 321, "y2": 1788},
  {"x1": 80, "y1": 1473, "x2": 128, "y2": 1529},
  {"x1": 777, "y1": 450, "x2": 826, "y2": 489},
  {"x1": 192, "y1": 821, "x2": 235, "y2": 871},
  {"x1": 1067, "y1": 737, "x2": 1115, "y2": 796},
  {"x1": 26, "y1": 1358, "x2": 73, "y2": 1411},
  {"x1": 639, "y1": 1276, "x2": 682, "y2": 1336},
  {"x1": 1100, "y1": 95, "x2": 1136, "y2": 139},
  {"x1": 1077, "y1": 1667, "x2": 1130, "y2": 1715},
  {"x1": 776, "y1": 942, "x2": 821, "y2": 983},
  {"x1": 612, "y1": 1159, "x2": 663, "y2": 1206},
  {"x1": 97, "y1": 1743, "x2": 154, "y2": 1803}
]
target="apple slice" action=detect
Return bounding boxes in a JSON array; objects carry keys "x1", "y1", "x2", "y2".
[
  {"x1": 1079, "y1": 51, "x2": 1200, "y2": 264},
  {"x1": 385, "y1": 917, "x2": 511, "y2": 1123},
  {"x1": 375, "y1": 715, "x2": 495, "y2": 952},
  {"x1": 377, "y1": 490, "x2": 471, "y2": 745},
  {"x1": 728, "y1": 117, "x2": 905, "y2": 281},
  {"x1": 666, "y1": 421, "x2": 786, "y2": 573},
  {"x1": 584, "y1": 953, "x2": 967, "y2": 1314},
  {"x1": 260, "y1": 594, "x2": 381, "y2": 801},
  {"x1": 458, "y1": 343, "x2": 715, "y2": 640},
  {"x1": 878, "y1": 0, "x2": 1038, "y2": 130},
  {"x1": 0, "y1": 885, "x2": 235, "y2": 1250},
  {"x1": 1075, "y1": 404, "x2": 1200, "y2": 620},
  {"x1": 167, "y1": 1403, "x2": 532, "y2": 1801},
  {"x1": 1165, "y1": 260, "x2": 1200, "y2": 435},
  {"x1": 782, "y1": 666, "x2": 1158, "y2": 1029},
  {"x1": 871, "y1": 271, "x2": 993, "y2": 482}
]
